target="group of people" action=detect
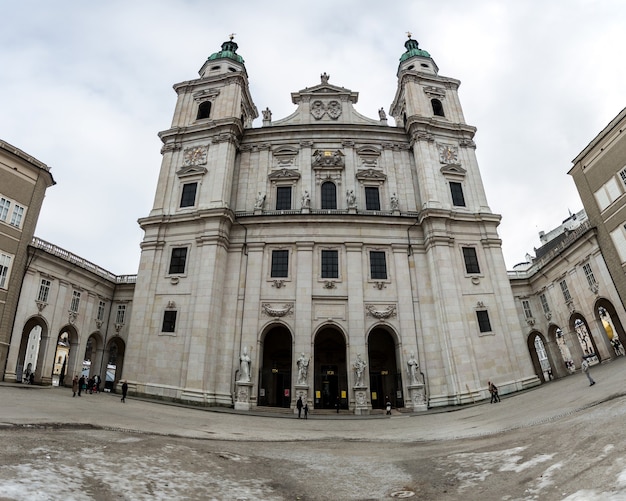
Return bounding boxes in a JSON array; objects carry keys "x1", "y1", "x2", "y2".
[{"x1": 71, "y1": 374, "x2": 101, "y2": 397}]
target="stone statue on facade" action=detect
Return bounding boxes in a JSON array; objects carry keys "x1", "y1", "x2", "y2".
[
  {"x1": 407, "y1": 352, "x2": 419, "y2": 385},
  {"x1": 239, "y1": 347, "x2": 251, "y2": 382},
  {"x1": 301, "y1": 190, "x2": 310, "y2": 209},
  {"x1": 262, "y1": 107, "x2": 272, "y2": 121},
  {"x1": 296, "y1": 352, "x2": 309, "y2": 385},
  {"x1": 390, "y1": 193, "x2": 399, "y2": 211},
  {"x1": 346, "y1": 189, "x2": 356, "y2": 208},
  {"x1": 254, "y1": 192, "x2": 266, "y2": 210},
  {"x1": 353, "y1": 354, "x2": 367, "y2": 386},
  {"x1": 378, "y1": 107, "x2": 387, "y2": 120},
  {"x1": 321, "y1": 72, "x2": 330, "y2": 84}
]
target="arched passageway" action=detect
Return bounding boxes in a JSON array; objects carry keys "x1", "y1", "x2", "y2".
[
  {"x1": 527, "y1": 331, "x2": 554, "y2": 383},
  {"x1": 105, "y1": 337, "x2": 126, "y2": 391},
  {"x1": 314, "y1": 327, "x2": 347, "y2": 410},
  {"x1": 368, "y1": 327, "x2": 402, "y2": 409},
  {"x1": 257, "y1": 325, "x2": 292, "y2": 408}
]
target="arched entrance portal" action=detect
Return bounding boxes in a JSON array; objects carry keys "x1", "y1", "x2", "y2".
[
  {"x1": 368, "y1": 327, "x2": 402, "y2": 409},
  {"x1": 105, "y1": 337, "x2": 126, "y2": 391},
  {"x1": 527, "y1": 332, "x2": 554, "y2": 382},
  {"x1": 258, "y1": 325, "x2": 292, "y2": 408},
  {"x1": 15, "y1": 318, "x2": 45, "y2": 383},
  {"x1": 314, "y1": 327, "x2": 347, "y2": 410}
]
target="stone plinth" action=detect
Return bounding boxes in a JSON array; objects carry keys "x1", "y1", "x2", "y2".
[
  {"x1": 294, "y1": 386, "x2": 308, "y2": 415},
  {"x1": 234, "y1": 381, "x2": 253, "y2": 411},
  {"x1": 353, "y1": 386, "x2": 370, "y2": 415},
  {"x1": 407, "y1": 384, "x2": 427, "y2": 412}
]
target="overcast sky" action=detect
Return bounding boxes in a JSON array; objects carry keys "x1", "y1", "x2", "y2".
[{"x1": 1, "y1": 1, "x2": 625, "y2": 275}]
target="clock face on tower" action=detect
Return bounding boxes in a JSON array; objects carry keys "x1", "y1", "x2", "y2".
[
  {"x1": 438, "y1": 144, "x2": 459, "y2": 164},
  {"x1": 183, "y1": 145, "x2": 208, "y2": 166}
]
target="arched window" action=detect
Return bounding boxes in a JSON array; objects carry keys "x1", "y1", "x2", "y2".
[
  {"x1": 196, "y1": 101, "x2": 211, "y2": 120},
  {"x1": 431, "y1": 99, "x2": 444, "y2": 117},
  {"x1": 321, "y1": 182, "x2": 337, "y2": 209}
]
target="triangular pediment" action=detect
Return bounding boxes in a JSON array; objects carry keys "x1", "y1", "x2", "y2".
[
  {"x1": 268, "y1": 168, "x2": 301, "y2": 181},
  {"x1": 440, "y1": 164, "x2": 466, "y2": 178},
  {"x1": 176, "y1": 165, "x2": 208, "y2": 178},
  {"x1": 355, "y1": 168, "x2": 387, "y2": 181}
]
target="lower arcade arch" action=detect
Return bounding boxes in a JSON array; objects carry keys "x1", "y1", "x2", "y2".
[
  {"x1": 51, "y1": 326, "x2": 78, "y2": 387},
  {"x1": 15, "y1": 317, "x2": 47, "y2": 383},
  {"x1": 527, "y1": 331, "x2": 555, "y2": 383},
  {"x1": 596, "y1": 299, "x2": 626, "y2": 357},
  {"x1": 368, "y1": 327, "x2": 403, "y2": 409},
  {"x1": 257, "y1": 325, "x2": 292, "y2": 408},
  {"x1": 314, "y1": 326, "x2": 347, "y2": 410},
  {"x1": 105, "y1": 337, "x2": 126, "y2": 391}
]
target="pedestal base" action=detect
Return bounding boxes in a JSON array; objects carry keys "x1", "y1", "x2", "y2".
[
  {"x1": 353, "y1": 386, "x2": 370, "y2": 415},
  {"x1": 294, "y1": 385, "x2": 309, "y2": 415},
  {"x1": 407, "y1": 384, "x2": 428, "y2": 412},
  {"x1": 234, "y1": 381, "x2": 253, "y2": 411}
]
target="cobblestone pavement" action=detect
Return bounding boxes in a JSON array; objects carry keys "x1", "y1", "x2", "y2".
[{"x1": 1, "y1": 358, "x2": 626, "y2": 500}]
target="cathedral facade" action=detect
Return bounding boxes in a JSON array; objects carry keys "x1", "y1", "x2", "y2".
[{"x1": 122, "y1": 37, "x2": 540, "y2": 412}]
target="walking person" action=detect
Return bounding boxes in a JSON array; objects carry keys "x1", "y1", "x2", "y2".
[
  {"x1": 121, "y1": 380, "x2": 128, "y2": 403},
  {"x1": 296, "y1": 396, "x2": 303, "y2": 418},
  {"x1": 385, "y1": 396, "x2": 392, "y2": 415},
  {"x1": 581, "y1": 358, "x2": 596, "y2": 386},
  {"x1": 78, "y1": 375, "x2": 85, "y2": 397},
  {"x1": 303, "y1": 403, "x2": 309, "y2": 419},
  {"x1": 72, "y1": 375, "x2": 78, "y2": 397},
  {"x1": 488, "y1": 381, "x2": 500, "y2": 403}
]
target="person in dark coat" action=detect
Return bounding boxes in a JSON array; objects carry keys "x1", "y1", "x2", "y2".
[
  {"x1": 296, "y1": 396, "x2": 303, "y2": 418},
  {"x1": 71, "y1": 375, "x2": 78, "y2": 397},
  {"x1": 121, "y1": 380, "x2": 128, "y2": 403},
  {"x1": 488, "y1": 381, "x2": 500, "y2": 403},
  {"x1": 78, "y1": 375, "x2": 85, "y2": 397},
  {"x1": 303, "y1": 403, "x2": 309, "y2": 419}
]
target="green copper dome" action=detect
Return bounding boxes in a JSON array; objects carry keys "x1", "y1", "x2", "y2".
[
  {"x1": 399, "y1": 37, "x2": 431, "y2": 62},
  {"x1": 207, "y1": 38, "x2": 245, "y2": 64}
]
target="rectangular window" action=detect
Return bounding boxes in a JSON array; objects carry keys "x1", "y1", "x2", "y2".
[
  {"x1": 116, "y1": 304, "x2": 126, "y2": 325},
  {"x1": 611, "y1": 226, "x2": 626, "y2": 263},
  {"x1": 162, "y1": 310, "x2": 177, "y2": 332},
  {"x1": 365, "y1": 187, "x2": 381, "y2": 211},
  {"x1": 539, "y1": 293, "x2": 550, "y2": 315},
  {"x1": 321, "y1": 249, "x2": 339, "y2": 279},
  {"x1": 370, "y1": 251, "x2": 387, "y2": 279},
  {"x1": 276, "y1": 186, "x2": 292, "y2": 210},
  {"x1": 522, "y1": 299, "x2": 533, "y2": 319},
  {"x1": 0, "y1": 253, "x2": 11, "y2": 289},
  {"x1": 271, "y1": 250, "x2": 289, "y2": 278},
  {"x1": 462, "y1": 247, "x2": 481, "y2": 274},
  {"x1": 180, "y1": 182, "x2": 198, "y2": 208},
  {"x1": 70, "y1": 290, "x2": 81, "y2": 313},
  {"x1": 594, "y1": 177, "x2": 621, "y2": 211},
  {"x1": 168, "y1": 247, "x2": 188, "y2": 274},
  {"x1": 97, "y1": 300, "x2": 106, "y2": 321},
  {"x1": 619, "y1": 167, "x2": 626, "y2": 190},
  {"x1": 37, "y1": 279, "x2": 51, "y2": 302},
  {"x1": 476, "y1": 310, "x2": 492, "y2": 333},
  {"x1": 10, "y1": 204, "x2": 24, "y2": 227},
  {"x1": 559, "y1": 280, "x2": 572, "y2": 302},
  {"x1": 582, "y1": 263, "x2": 597, "y2": 287},
  {"x1": 450, "y1": 182, "x2": 466, "y2": 207},
  {"x1": 0, "y1": 198, "x2": 10, "y2": 221}
]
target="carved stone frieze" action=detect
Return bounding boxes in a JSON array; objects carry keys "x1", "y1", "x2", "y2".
[
  {"x1": 423, "y1": 85, "x2": 446, "y2": 98},
  {"x1": 312, "y1": 150, "x2": 345, "y2": 169},
  {"x1": 310, "y1": 100, "x2": 342, "y2": 120},
  {"x1": 365, "y1": 304, "x2": 397, "y2": 319},
  {"x1": 356, "y1": 169, "x2": 387, "y2": 182},
  {"x1": 268, "y1": 169, "x2": 301, "y2": 182},
  {"x1": 261, "y1": 303, "x2": 294, "y2": 317}
]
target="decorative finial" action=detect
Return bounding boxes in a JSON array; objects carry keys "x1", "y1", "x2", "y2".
[
  {"x1": 406, "y1": 31, "x2": 412, "y2": 39},
  {"x1": 229, "y1": 33, "x2": 236, "y2": 41}
]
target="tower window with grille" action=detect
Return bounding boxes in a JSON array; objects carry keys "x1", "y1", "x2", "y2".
[
  {"x1": 365, "y1": 187, "x2": 381, "y2": 211},
  {"x1": 432, "y1": 99, "x2": 445, "y2": 117},
  {"x1": 539, "y1": 293, "x2": 550, "y2": 315},
  {"x1": 559, "y1": 280, "x2": 572, "y2": 302},
  {"x1": 476, "y1": 310, "x2": 492, "y2": 333},
  {"x1": 370, "y1": 251, "x2": 387, "y2": 279},
  {"x1": 450, "y1": 182, "x2": 466, "y2": 207},
  {"x1": 168, "y1": 247, "x2": 188, "y2": 275},
  {"x1": 70, "y1": 291, "x2": 81, "y2": 313},
  {"x1": 321, "y1": 182, "x2": 337, "y2": 209},
  {"x1": 582, "y1": 263, "x2": 597, "y2": 287},
  {"x1": 196, "y1": 101, "x2": 211, "y2": 120},
  {"x1": 180, "y1": 183, "x2": 198, "y2": 208},
  {"x1": 276, "y1": 186, "x2": 292, "y2": 210},
  {"x1": 462, "y1": 247, "x2": 481, "y2": 274},
  {"x1": 321, "y1": 250, "x2": 339, "y2": 278},
  {"x1": 37, "y1": 279, "x2": 51, "y2": 303},
  {"x1": 162, "y1": 310, "x2": 177, "y2": 333},
  {"x1": 522, "y1": 300, "x2": 533, "y2": 319},
  {"x1": 271, "y1": 250, "x2": 289, "y2": 278}
]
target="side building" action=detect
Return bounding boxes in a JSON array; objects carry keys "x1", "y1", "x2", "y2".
[
  {"x1": 121, "y1": 36, "x2": 539, "y2": 413},
  {"x1": 569, "y1": 108, "x2": 626, "y2": 311},
  {"x1": 0, "y1": 141, "x2": 55, "y2": 377},
  {"x1": 510, "y1": 210, "x2": 626, "y2": 383}
]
